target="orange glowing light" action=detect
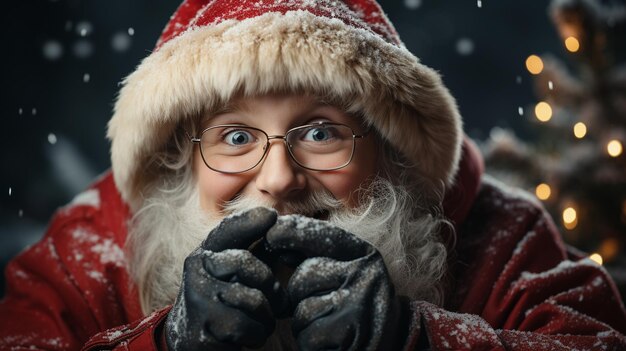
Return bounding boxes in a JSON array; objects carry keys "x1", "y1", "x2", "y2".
[
  {"x1": 589, "y1": 253, "x2": 603, "y2": 265},
  {"x1": 535, "y1": 183, "x2": 551, "y2": 200},
  {"x1": 565, "y1": 36, "x2": 580, "y2": 52},
  {"x1": 535, "y1": 102, "x2": 552, "y2": 122},
  {"x1": 573, "y1": 122, "x2": 587, "y2": 139},
  {"x1": 526, "y1": 55, "x2": 544, "y2": 75}
]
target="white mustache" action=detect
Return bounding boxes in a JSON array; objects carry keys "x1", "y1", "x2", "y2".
[{"x1": 222, "y1": 190, "x2": 343, "y2": 218}]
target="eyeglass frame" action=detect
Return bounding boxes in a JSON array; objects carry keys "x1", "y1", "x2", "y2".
[{"x1": 187, "y1": 121, "x2": 368, "y2": 174}]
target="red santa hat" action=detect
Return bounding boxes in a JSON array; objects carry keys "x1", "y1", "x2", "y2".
[{"x1": 107, "y1": 0, "x2": 463, "y2": 210}]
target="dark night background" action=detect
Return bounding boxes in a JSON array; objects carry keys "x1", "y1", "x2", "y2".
[{"x1": 1, "y1": 0, "x2": 566, "y2": 294}]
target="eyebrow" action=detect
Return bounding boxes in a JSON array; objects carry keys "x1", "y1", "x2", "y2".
[
  {"x1": 211, "y1": 99, "x2": 249, "y2": 115},
  {"x1": 200, "y1": 99, "x2": 248, "y2": 128},
  {"x1": 201, "y1": 95, "x2": 352, "y2": 128}
]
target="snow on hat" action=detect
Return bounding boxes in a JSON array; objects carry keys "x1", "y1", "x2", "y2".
[{"x1": 107, "y1": 0, "x2": 463, "y2": 210}]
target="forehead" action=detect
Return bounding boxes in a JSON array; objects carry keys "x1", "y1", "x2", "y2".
[
  {"x1": 201, "y1": 92, "x2": 365, "y2": 129},
  {"x1": 224, "y1": 93, "x2": 323, "y2": 112}
]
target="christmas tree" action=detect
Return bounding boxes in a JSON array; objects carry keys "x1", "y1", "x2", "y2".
[{"x1": 482, "y1": 0, "x2": 626, "y2": 297}]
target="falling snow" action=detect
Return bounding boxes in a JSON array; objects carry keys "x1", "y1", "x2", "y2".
[
  {"x1": 8, "y1": 187, "x2": 11, "y2": 196},
  {"x1": 73, "y1": 40, "x2": 94, "y2": 59},
  {"x1": 456, "y1": 38, "x2": 474, "y2": 56},
  {"x1": 42, "y1": 40, "x2": 63, "y2": 61},
  {"x1": 477, "y1": 0, "x2": 482, "y2": 8},
  {"x1": 76, "y1": 21, "x2": 93, "y2": 37},
  {"x1": 48, "y1": 133, "x2": 57, "y2": 145},
  {"x1": 112, "y1": 32, "x2": 132, "y2": 52},
  {"x1": 518, "y1": 107, "x2": 524, "y2": 116},
  {"x1": 548, "y1": 81, "x2": 554, "y2": 90},
  {"x1": 68, "y1": 189, "x2": 101, "y2": 208},
  {"x1": 83, "y1": 73, "x2": 91, "y2": 83},
  {"x1": 128, "y1": 27, "x2": 135, "y2": 36},
  {"x1": 404, "y1": 0, "x2": 422, "y2": 10}
]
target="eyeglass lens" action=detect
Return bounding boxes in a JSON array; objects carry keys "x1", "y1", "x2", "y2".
[{"x1": 199, "y1": 124, "x2": 355, "y2": 172}]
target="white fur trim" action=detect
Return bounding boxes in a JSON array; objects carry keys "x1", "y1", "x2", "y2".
[{"x1": 108, "y1": 10, "x2": 463, "y2": 210}]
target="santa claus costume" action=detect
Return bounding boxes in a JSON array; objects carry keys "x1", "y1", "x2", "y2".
[{"x1": 1, "y1": 0, "x2": 625, "y2": 349}]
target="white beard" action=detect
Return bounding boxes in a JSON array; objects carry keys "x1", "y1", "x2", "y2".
[{"x1": 127, "y1": 177, "x2": 448, "y2": 350}]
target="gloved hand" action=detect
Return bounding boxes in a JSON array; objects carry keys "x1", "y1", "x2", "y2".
[
  {"x1": 164, "y1": 207, "x2": 285, "y2": 351},
  {"x1": 265, "y1": 215, "x2": 406, "y2": 351}
]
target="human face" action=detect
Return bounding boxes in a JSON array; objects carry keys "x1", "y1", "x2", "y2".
[{"x1": 193, "y1": 93, "x2": 380, "y2": 218}]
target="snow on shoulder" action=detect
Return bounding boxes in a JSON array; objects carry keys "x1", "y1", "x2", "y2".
[{"x1": 65, "y1": 188, "x2": 101, "y2": 210}]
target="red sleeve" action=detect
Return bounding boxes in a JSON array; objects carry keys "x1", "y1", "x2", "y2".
[
  {"x1": 80, "y1": 308, "x2": 170, "y2": 351},
  {"x1": 0, "y1": 176, "x2": 167, "y2": 351},
  {"x1": 403, "y1": 177, "x2": 626, "y2": 350},
  {"x1": 0, "y1": 221, "x2": 168, "y2": 351},
  {"x1": 0, "y1": 233, "x2": 92, "y2": 350}
]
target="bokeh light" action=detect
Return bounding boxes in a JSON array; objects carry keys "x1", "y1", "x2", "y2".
[
  {"x1": 563, "y1": 207, "x2": 577, "y2": 230},
  {"x1": 589, "y1": 253, "x2": 603, "y2": 265},
  {"x1": 573, "y1": 122, "x2": 587, "y2": 139},
  {"x1": 598, "y1": 238, "x2": 620, "y2": 262},
  {"x1": 607, "y1": 140, "x2": 623, "y2": 157},
  {"x1": 565, "y1": 36, "x2": 580, "y2": 52},
  {"x1": 535, "y1": 102, "x2": 552, "y2": 122},
  {"x1": 535, "y1": 183, "x2": 551, "y2": 200},
  {"x1": 526, "y1": 55, "x2": 544, "y2": 75}
]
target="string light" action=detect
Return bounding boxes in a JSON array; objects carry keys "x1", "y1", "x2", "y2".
[
  {"x1": 607, "y1": 140, "x2": 623, "y2": 157},
  {"x1": 589, "y1": 253, "x2": 603, "y2": 265},
  {"x1": 564, "y1": 36, "x2": 580, "y2": 52},
  {"x1": 573, "y1": 122, "x2": 587, "y2": 139},
  {"x1": 563, "y1": 207, "x2": 577, "y2": 230},
  {"x1": 535, "y1": 102, "x2": 552, "y2": 122},
  {"x1": 535, "y1": 183, "x2": 551, "y2": 200},
  {"x1": 563, "y1": 207, "x2": 577, "y2": 223},
  {"x1": 526, "y1": 55, "x2": 544, "y2": 75}
]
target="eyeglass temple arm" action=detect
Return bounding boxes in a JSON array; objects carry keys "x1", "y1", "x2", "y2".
[
  {"x1": 185, "y1": 130, "x2": 201, "y2": 143},
  {"x1": 354, "y1": 127, "x2": 371, "y2": 138}
]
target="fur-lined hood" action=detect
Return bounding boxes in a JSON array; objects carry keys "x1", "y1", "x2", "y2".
[{"x1": 107, "y1": 0, "x2": 463, "y2": 210}]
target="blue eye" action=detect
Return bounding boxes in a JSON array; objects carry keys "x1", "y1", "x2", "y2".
[
  {"x1": 303, "y1": 127, "x2": 334, "y2": 142},
  {"x1": 224, "y1": 130, "x2": 253, "y2": 145}
]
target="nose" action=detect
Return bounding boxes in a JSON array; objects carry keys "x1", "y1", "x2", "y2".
[{"x1": 255, "y1": 140, "x2": 306, "y2": 199}]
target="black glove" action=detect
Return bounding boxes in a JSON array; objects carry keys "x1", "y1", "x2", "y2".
[
  {"x1": 165, "y1": 207, "x2": 285, "y2": 351},
  {"x1": 265, "y1": 215, "x2": 406, "y2": 351}
]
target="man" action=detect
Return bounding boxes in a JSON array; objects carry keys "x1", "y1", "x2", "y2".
[{"x1": 1, "y1": 0, "x2": 625, "y2": 350}]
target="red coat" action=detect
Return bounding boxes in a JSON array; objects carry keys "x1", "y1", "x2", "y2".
[{"x1": 1, "y1": 140, "x2": 625, "y2": 350}]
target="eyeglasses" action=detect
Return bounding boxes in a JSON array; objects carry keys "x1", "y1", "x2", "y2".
[{"x1": 188, "y1": 122, "x2": 367, "y2": 173}]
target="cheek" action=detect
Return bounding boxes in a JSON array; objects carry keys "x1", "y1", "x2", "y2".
[
  {"x1": 194, "y1": 152, "x2": 251, "y2": 215},
  {"x1": 315, "y1": 140, "x2": 379, "y2": 206}
]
